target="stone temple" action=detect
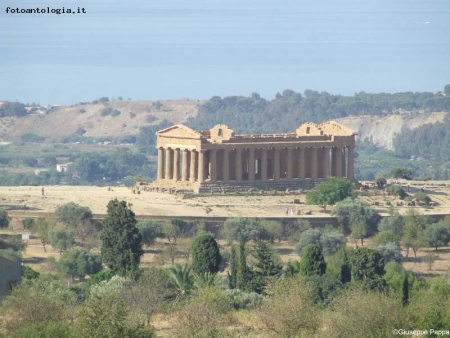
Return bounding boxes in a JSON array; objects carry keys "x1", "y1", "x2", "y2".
[{"x1": 152, "y1": 121, "x2": 357, "y2": 193}]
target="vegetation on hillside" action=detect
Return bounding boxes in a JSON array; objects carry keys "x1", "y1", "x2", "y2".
[
  {"x1": 2, "y1": 201, "x2": 450, "y2": 336},
  {"x1": 187, "y1": 88, "x2": 450, "y2": 134}
]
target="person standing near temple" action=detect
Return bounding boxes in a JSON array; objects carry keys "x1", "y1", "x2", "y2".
[{"x1": 41, "y1": 187, "x2": 45, "y2": 196}]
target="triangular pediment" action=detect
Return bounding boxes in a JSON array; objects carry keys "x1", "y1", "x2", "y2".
[{"x1": 156, "y1": 124, "x2": 202, "y2": 139}]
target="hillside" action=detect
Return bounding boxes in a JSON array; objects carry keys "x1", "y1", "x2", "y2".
[
  {"x1": 0, "y1": 99, "x2": 203, "y2": 141},
  {"x1": 335, "y1": 112, "x2": 447, "y2": 150},
  {"x1": 0, "y1": 97, "x2": 446, "y2": 150}
]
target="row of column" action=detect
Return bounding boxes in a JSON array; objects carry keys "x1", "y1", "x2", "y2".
[{"x1": 157, "y1": 146, "x2": 354, "y2": 183}]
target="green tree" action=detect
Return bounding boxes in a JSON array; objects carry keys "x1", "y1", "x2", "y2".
[
  {"x1": 332, "y1": 198, "x2": 381, "y2": 244},
  {"x1": 402, "y1": 209, "x2": 428, "y2": 258},
  {"x1": 402, "y1": 273, "x2": 409, "y2": 306},
  {"x1": 49, "y1": 228, "x2": 75, "y2": 255},
  {"x1": 340, "y1": 249, "x2": 351, "y2": 284},
  {"x1": 42, "y1": 155, "x2": 57, "y2": 167},
  {"x1": 36, "y1": 218, "x2": 52, "y2": 252},
  {"x1": 251, "y1": 241, "x2": 282, "y2": 293},
  {"x1": 391, "y1": 167, "x2": 412, "y2": 179},
  {"x1": 349, "y1": 247, "x2": 385, "y2": 282},
  {"x1": 191, "y1": 233, "x2": 222, "y2": 275},
  {"x1": 444, "y1": 84, "x2": 450, "y2": 96},
  {"x1": 137, "y1": 220, "x2": 162, "y2": 247},
  {"x1": 100, "y1": 199, "x2": 144, "y2": 276},
  {"x1": 223, "y1": 217, "x2": 261, "y2": 244},
  {"x1": 260, "y1": 220, "x2": 284, "y2": 243},
  {"x1": 306, "y1": 177, "x2": 356, "y2": 208},
  {"x1": 0, "y1": 209, "x2": 10, "y2": 228},
  {"x1": 299, "y1": 244, "x2": 326, "y2": 276},
  {"x1": 57, "y1": 248, "x2": 102, "y2": 278},
  {"x1": 23, "y1": 266, "x2": 40, "y2": 280},
  {"x1": 13, "y1": 321, "x2": 75, "y2": 338},
  {"x1": 377, "y1": 242, "x2": 402, "y2": 263},
  {"x1": 55, "y1": 202, "x2": 93, "y2": 228},
  {"x1": 228, "y1": 245, "x2": 238, "y2": 289},
  {"x1": 426, "y1": 223, "x2": 450, "y2": 251},
  {"x1": 294, "y1": 228, "x2": 321, "y2": 255},
  {"x1": 162, "y1": 220, "x2": 180, "y2": 242}
]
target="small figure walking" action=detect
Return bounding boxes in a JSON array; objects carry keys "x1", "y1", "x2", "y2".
[
  {"x1": 41, "y1": 187, "x2": 45, "y2": 196},
  {"x1": 285, "y1": 207, "x2": 289, "y2": 215},
  {"x1": 407, "y1": 184, "x2": 410, "y2": 193}
]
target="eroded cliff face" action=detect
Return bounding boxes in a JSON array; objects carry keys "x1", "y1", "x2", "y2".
[{"x1": 335, "y1": 112, "x2": 446, "y2": 150}]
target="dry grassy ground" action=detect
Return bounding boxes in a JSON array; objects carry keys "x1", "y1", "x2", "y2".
[{"x1": 2, "y1": 180, "x2": 450, "y2": 278}]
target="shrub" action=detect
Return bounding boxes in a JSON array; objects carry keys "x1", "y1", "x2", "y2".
[
  {"x1": 21, "y1": 133, "x2": 45, "y2": 143},
  {"x1": 22, "y1": 218, "x2": 34, "y2": 230},
  {"x1": 386, "y1": 185, "x2": 407, "y2": 199}
]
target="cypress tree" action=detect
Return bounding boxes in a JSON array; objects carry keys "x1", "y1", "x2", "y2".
[
  {"x1": 299, "y1": 244, "x2": 326, "y2": 276},
  {"x1": 402, "y1": 273, "x2": 410, "y2": 306},
  {"x1": 191, "y1": 233, "x2": 222, "y2": 275},
  {"x1": 228, "y1": 245, "x2": 238, "y2": 289},
  {"x1": 340, "y1": 249, "x2": 352, "y2": 284},
  {"x1": 236, "y1": 240, "x2": 249, "y2": 290},
  {"x1": 251, "y1": 241, "x2": 283, "y2": 293},
  {"x1": 100, "y1": 199, "x2": 143, "y2": 276}
]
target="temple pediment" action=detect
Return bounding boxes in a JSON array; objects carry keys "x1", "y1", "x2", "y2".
[{"x1": 156, "y1": 125, "x2": 202, "y2": 139}]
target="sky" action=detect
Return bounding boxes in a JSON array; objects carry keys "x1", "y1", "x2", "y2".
[{"x1": 1, "y1": 0, "x2": 449, "y2": 105}]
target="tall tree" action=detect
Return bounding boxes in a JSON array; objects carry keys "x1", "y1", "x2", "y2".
[
  {"x1": 228, "y1": 245, "x2": 238, "y2": 289},
  {"x1": 340, "y1": 249, "x2": 352, "y2": 284},
  {"x1": 299, "y1": 244, "x2": 326, "y2": 276},
  {"x1": 349, "y1": 247, "x2": 385, "y2": 282},
  {"x1": 191, "y1": 233, "x2": 222, "y2": 275},
  {"x1": 100, "y1": 199, "x2": 143, "y2": 276},
  {"x1": 402, "y1": 273, "x2": 409, "y2": 306},
  {"x1": 251, "y1": 241, "x2": 283, "y2": 293},
  {"x1": 402, "y1": 209, "x2": 428, "y2": 258}
]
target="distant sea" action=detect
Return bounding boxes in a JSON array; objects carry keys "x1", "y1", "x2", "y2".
[{"x1": 1, "y1": 0, "x2": 449, "y2": 104}]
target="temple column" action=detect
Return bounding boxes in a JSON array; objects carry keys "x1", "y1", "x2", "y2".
[
  {"x1": 311, "y1": 147, "x2": 318, "y2": 179},
  {"x1": 342, "y1": 147, "x2": 346, "y2": 178},
  {"x1": 198, "y1": 150, "x2": 205, "y2": 183},
  {"x1": 248, "y1": 148, "x2": 255, "y2": 181},
  {"x1": 287, "y1": 148, "x2": 293, "y2": 180},
  {"x1": 165, "y1": 148, "x2": 173, "y2": 180},
  {"x1": 261, "y1": 148, "x2": 268, "y2": 181},
  {"x1": 157, "y1": 147, "x2": 164, "y2": 180},
  {"x1": 274, "y1": 148, "x2": 280, "y2": 181},
  {"x1": 173, "y1": 148, "x2": 180, "y2": 181},
  {"x1": 190, "y1": 150, "x2": 197, "y2": 182},
  {"x1": 322, "y1": 147, "x2": 330, "y2": 178},
  {"x1": 223, "y1": 149, "x2": 230, "y2": 182},
  {"x1": 182, "y1": 149, "x2": 189, "y2": 181},
  {"x1": 347, "y1": 146, "x2": 355, "y2": 180},
  {"x1": 236, "y1": 148, "x2": 242, "y2": 181},
  {"x1": 299, "y1": 148, "x2": 305, "y2": 179},
  {"x1": 210, "y1": 150, "x2": 217, "y2": 182},
  {"x1": 336, "y1": 147, "x2": 343, "y2": 177}
]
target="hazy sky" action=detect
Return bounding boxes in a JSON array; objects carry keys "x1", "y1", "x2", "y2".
[{"x1": 1, "y1": 0, "x2": 449, "y2": 105}]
